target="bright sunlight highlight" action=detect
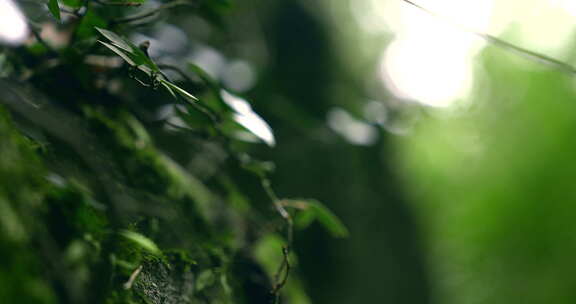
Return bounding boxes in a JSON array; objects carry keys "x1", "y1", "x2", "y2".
[
  {"x1": 220, "y1": 90, "x2": 276, "y2": 147},
  {"x1": 0, "y1": 0, "x2": 29, "y2": 45},
  {"x1": 378, "y1": 0, "x2": 494, "y2": 108}
]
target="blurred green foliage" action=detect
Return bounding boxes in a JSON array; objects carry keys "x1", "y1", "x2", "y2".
[
  {"x1": 14, "y1": 0, "x2": 573, "y2": 303},
  {"x1": 0, "y1": 0, "x2": 353, "y2": 303},
  {"x1": 397, "y1": 46, "x2": 576, "y2": 304}
]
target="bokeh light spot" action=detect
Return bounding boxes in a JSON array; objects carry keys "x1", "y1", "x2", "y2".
[{"x1": 0, "y1": 0, "x2": 29, "y2": 46}]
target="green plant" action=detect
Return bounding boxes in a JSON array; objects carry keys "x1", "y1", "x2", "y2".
[{"x1": 0, "y1": 1, "x2": 347, "y2": 303}]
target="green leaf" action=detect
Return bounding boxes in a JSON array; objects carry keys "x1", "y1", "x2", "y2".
[
  {"x1": 47, "y1": 0, "x2": 61, "y2": 21},
  {"x1": 96, "y1": 28, "x2": 133, "y2": 53},
  {"x1": 160, "y1": 79, "x2": 198, "y2": 102},
  {"x1": 309, "y1": 200, "x2": 349, "y2": 238},
  {"x1": 119, "y1": 230, "x2": 161, "y2": 255},
  {"x1": 95, "y1": 27, "x2": 158, "y2": 70},
  {"x1": 285, "y1": 199, "x2": 349, "y2": 238},
  {"x1": 294, "y1": 207, "x2": 316, "y2": 230},
  {"x1": 97, "y1": 29, "x2": 197, "y2": 106},
  {"x1": 253, "y1": 233, "x2": 286, "y2": 278},
  {"x1": 98, "y1": 41, "x2": 137, "y2": 66},
  {"x1": 160, "y1": 81, "x2": 177, "y2": 99}
]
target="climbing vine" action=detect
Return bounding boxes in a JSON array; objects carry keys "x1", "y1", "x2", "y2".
[{"x1": 0, "y1": 0, "x2": 348, "y2": 303}]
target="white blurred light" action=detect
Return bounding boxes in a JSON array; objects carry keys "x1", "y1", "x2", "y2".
[
  {"x1": 222, "y1": 60, "x2": 256, "y2": 92},
  {"x1": 551, "y1": 0, "x2": 576, "y2": 16},
  {"x1": 376, "y1": 0, "x2": 494, "y2": 108},
  {"x1": 189, "y1": 46, "x2": 226, "y2": 79},
  {"x1": 363, "y1": 100, "x2": 388, "y2": 125},
  {"x1": 220, "y1": 90, "x2": 275, "y2": 146},
  {"x1": 352, "y1": 0, "x2": 576, "y2": 108},
  {"x1": 381, "y1": 38, "x2": 473, "y2": 108},
  {"x1": 0, "y1": 0, "x2": 29, "y2": 45},
  {"x1": 152, "y1": 24, "x2": 188, "y2": 54},
  {"x1": 157, "y1": 104, "x2": 188, "y2": 130},
  {"x1": 327, "y1": 108, "x2": 378, "y2": 146}
]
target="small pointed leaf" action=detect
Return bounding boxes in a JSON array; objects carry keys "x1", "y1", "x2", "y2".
[
  {"x1": 294, "y1": 207, "x2": 316, "y2": 230},
  {"x1": 160, "y1": 81, "x2": 177, "y2": 99},
  {"x1": 96, "y1": 27, "x2": 133, "y2": 53},
  {"x1": 160, "y1": 79, "x2": 198, "y2": 102},
  {"x1": 119, "y1": 230, "x2": 161, "y2": 255},
  {"x1": 47, "y1": 0, "x2": 61, "y2": 21},
  {"x1": 98, "y1": 41, "x2": 136, "y2": 66},
  {"x1": 307, "y1": 200, "x2": 349, "y2": 238},
  {"x1": 96, "y1": 27, "x2": 158, "y2": 70},
  {"x1": 284, "y1": 199, "x2": 349, "y2": 238}
]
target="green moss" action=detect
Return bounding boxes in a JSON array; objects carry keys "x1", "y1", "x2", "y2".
[{"x1": 0, "y1": 106, "x2": 56, "y2": 303}]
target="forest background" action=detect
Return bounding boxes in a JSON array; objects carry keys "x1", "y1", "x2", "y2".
[{"x1": 3, "y1": 0, "x2": 576, "y2": 303}]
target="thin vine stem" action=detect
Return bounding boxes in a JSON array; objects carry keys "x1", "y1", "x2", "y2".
[
  {"x1": 261, "y1": 178, "x2": 293, "y2": 304},
  {"x1": 155, "y1": 61, "x2": 295, "y2": 303},
  {"x1": 111, "y1": 0, "x2": 195, "y2": 25}
]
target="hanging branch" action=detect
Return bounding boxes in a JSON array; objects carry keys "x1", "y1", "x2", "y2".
[{"x1": 401, "y1": 0, "x2": 576, "y2": 75}]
